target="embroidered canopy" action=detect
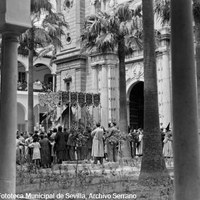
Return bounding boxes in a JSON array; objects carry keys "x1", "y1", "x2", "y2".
[{"x1": 39, "y1": 91, "x2": 100, "y2": 108}]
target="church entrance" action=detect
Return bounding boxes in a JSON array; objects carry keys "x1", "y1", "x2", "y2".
[{"x1": 129, "y1": 81, "x2": 144, "y2": 130}]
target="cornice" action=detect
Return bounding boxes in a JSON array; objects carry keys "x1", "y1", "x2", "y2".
[{"x1": 54, "y1": 54, "x2": 87, "y2": 65}]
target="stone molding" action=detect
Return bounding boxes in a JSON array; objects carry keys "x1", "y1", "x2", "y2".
[{"x1": 55, "y1": 54, "x2": 87, "y2": 65}]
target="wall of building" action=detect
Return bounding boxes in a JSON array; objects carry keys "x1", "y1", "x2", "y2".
[{"x1": 54, "y1": 0, "x2": 172, "y2": 130}]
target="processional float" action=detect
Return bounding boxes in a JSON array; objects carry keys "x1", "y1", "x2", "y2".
[{"x1": 38, "y1": 91, "x2": 101, "y2": 128}]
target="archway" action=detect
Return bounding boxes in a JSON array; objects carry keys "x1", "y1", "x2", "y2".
[
  {"x1": 129, "y1": 81, "x2": 144, "y2": 130},
  {"x1": 17, "y1": 103, "x2": 26, "y2": 132}
]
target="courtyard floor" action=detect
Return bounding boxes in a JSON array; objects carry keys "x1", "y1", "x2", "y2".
[{"x1": 16, "y1": 158, "x2": 174, "y2": 200}]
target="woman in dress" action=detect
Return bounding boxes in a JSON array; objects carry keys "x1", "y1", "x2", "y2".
[
  {"x1": 163, "y1": 130, "x2": 173, "y2": 158},
  {"x1": 136, "y1": 129, "x2": 143, "y2": 156}
]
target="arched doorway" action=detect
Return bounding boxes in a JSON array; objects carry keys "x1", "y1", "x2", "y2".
[
  {"x1": 129, "y1": 81, "x2": 144, "y2": 130},
  {"x1": 17, "y1": 103, "x2": 26, "y2": 132}
]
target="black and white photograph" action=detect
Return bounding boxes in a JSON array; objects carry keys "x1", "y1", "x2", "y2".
[{"x1": 0, "y1": 0, "x2": 199, "y2": 199}]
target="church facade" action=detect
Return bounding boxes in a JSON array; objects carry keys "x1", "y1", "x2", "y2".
[{"x1": 54, "y1": 0, "x2": 172, "y2": 130}]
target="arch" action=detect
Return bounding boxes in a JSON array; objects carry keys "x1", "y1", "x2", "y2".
[
  {"x1": 33, "y1": 57, "x2": 52, "y2": 72},
  {"x1": 18, "y1": 55, "x2": 28, "y2": 71},
  {"x1": 18, "y1": 55, "x2": 52, "y2": 72},
  {"x1": 33, "y1": 63, "x2": 52, "y2": 84},
  {"x1": 17, "y1": 102, "x2": 26, "y2": 132},
  {"x1": 127, "y1": 81, "x2": 144, "y2": 130},
  {"x1": 126, "y1": 79, "x2": 143, "y2": 102}
]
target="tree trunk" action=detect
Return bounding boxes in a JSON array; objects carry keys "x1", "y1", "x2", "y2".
[
  {"x1": 194, "y1": 20, "x2": 200, "y2": 131},
  {"x1": 118, "y1": 39, "x2": 131, "y2": 159},
  {"x1": 139, "y1": 0, "x2": 169, "y2": 185},
  {"x1": 28, "y1": 47, "x2": 34, "y2": 134},
  {"x1": 171, "y1": 0, "x2": 200, "y2": 199}
]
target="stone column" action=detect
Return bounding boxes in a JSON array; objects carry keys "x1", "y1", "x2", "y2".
[
  {"x1": 52, "y1": 73, "x2": 56, "y2": 92},
  {"x1": 171, "y1": 1, "x2": 200, "y2": 200},
  {"x1": 0, "y1": 32, "x2": 18, "y2": 195},
  {"x1": 108, "y1": 63, "x2": 118, "y2": 124},
  {"x1": 127, "y1": 100, "x2": 130, "y2": 127},
  {"x1": 92, "y1": 65, "x2": 99, "y2": 124},
  {"x1": 25, "y1": 70, "x2": 29, "y2": 90},
  {"x1": 100, "y1": 64, "x2": 108, "y2": 128},
  {"x1": 159, "y1": 27, "x2": 171, "y2": 128},
  {"x1": 108, "y1": 65, "x2": 112, "y2": 123}
]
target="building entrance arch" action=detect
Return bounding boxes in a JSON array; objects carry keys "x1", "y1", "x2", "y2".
[
  {"x1": 17, "y1": 102, "x2": 26, "y2": 132},
  {"x1": 128, "y1": 81, "x2": 144, "y2": 130}
]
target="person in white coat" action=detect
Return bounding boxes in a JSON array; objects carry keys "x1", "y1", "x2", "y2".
[{"x1": 91, "y1": 123, "x2": 104, "y2": 164}]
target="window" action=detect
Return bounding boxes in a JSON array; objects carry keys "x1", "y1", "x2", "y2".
[
  {"x1": 18, "y1": 72, "x2": 26, "y2": 82},
  {"x1": 66, "y1": 82, "x2": 70, "y2": 91}
]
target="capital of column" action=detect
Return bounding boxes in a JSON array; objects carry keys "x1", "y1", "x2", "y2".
[
  {"x1": 2, "y1": 32, "x2": 19, "y2": 42},
  {"x1": 0, "y1": 0, "x2": 31, "y2": 34}
]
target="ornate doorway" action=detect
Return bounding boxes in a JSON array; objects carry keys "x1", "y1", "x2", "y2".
[{"x1": 129, "y1": 81, "x2": 144, "y2": 129}]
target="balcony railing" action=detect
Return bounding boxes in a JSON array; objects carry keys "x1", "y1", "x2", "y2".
[{"x1": 17, "y1": 81, "x2": 53, "y2": 92}]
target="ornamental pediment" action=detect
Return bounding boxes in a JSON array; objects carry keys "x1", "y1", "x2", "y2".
[{"x1": 126, "y1": 62, "x2": 144, "y2": 80}]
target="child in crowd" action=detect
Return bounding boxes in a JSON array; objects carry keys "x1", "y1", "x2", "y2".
[{"x1": 29, "y1": 137, "x2": 41, "y2": 167}]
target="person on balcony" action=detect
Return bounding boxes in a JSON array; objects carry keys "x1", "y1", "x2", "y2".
[{"x1": 33, "y1": 80, "x2": 43, "y2": 91}]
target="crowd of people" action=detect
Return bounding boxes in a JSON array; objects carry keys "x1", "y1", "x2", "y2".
[
  {"x1": 129, "y1": 128, "x2": 144, "y2": 158},
  {"x1": 16, "y1": 126, "x2": 93, "y2": 167},
  {"x1": 17, "y1": 80, "x2": 53, "y2": 92},
  {"x1": 16, "y1": 122, "x2": 122, "y2": 167},
  {"x1": 16, "y1": 123, "x2": 173, "y2": 167},
  {"x1": 129, "y1": 125, "x2": 173, "y2": 159}
]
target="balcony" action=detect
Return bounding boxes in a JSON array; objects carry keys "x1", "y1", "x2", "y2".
[{"x1": 17, "y1": 80, "x2": 53, "y2": 92}]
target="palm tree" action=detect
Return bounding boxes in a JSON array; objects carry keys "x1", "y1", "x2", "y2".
[
  {"x1": 138, "y1": 0, "x2": 170, "y2": 185},
  {"x1": 19, "y1": 0, "x2": 68, "y2": 134},
  {"x1": 81, "y1": 4, "x2": 141, "y2": 158},
  {"x1": 155, "y1": 0, "x2": 200, "y2": 129}
]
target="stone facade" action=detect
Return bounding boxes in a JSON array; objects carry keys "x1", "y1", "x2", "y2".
[{"x1": 55, "y1": 0, "x2": 172, "y2": 129}]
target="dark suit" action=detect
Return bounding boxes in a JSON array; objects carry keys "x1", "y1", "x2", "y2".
[{"x1": 55, "y1": 131, "x2": 67, "y2": 163}]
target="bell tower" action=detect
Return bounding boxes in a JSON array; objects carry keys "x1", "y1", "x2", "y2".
[{"x1": 55, "y1": 0, "x2": 87, "y2": 93}]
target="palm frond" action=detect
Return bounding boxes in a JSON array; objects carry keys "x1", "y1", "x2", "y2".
[
  {"x1": 154, "y1": 0, "x2": 170, "y2": 25},
  {"x1": 34, "y1": 28, "x2": 52, "y2": 47},
  {"x1": 31, "y1": 0, "x2": 53, "y2": 15},
  {"x1": 81, "y1": 3, "x2": 141, "y2": 55},
  {"x1": 193, "y1": 1, "x2": 200, "y2": 23}
]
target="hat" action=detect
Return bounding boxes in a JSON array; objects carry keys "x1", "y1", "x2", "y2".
[
  {"x1": 96, "y1": 122, "x2": 101, "y2": 127},
  {"x1": 166, "y1": 123, "x2": 170, "y2": 131}
]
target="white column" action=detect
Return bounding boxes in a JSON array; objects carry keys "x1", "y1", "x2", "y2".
[
  {"x1": 127, "y1": 100, "x2": 130, "y2": 127},
  {"x1": 171, "y1": 0, "x2": 200, "y2": 199},
  {"x1": 0, "y1": 32, "x2": 18, "y2": 195},
  {"x1": 100, "y1": 64, "x2": 108, "y2": 128},
  {"x1": 52, "y1": 73, "x2": 56, "y2": 92},
  {"x1": 161, "y1": 51, "x2": 171, "y2": 128},
  {"x1": 108, "y1": 65, "x2": 112, "y2": 123}
]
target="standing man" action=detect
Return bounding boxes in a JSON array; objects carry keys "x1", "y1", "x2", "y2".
[
  {"x1": 63, "y1": 128, "x2": 70, "y2": 161},
  {"x1": 91, "y1": 123, "x2": 104, "y2": 164},
  {"x1": 55, "y1": 126, "x2": 67, "y2": 164},
  {"x1": 106, "y1": 122, "x2": 119, "y2": 162}
]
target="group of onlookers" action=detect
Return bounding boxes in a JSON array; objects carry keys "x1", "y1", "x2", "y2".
[
  {"x1": 16, "y1": 126, "x2": 93, "y2": 167},
  {"x1": 17, "y1": 80, "x2": 53, "y2": 92},
  {"x1": 16, "y1": 123, "x2": 173, "y2": 167},
  {"x1": 129, "y1": 126, "x2": 173, "y2": 159},
  {"x1": 90, "y1": 122, "x2": 120, "y2": 164},
  {"x1": 16, "y1": 122, "x2": 121, "y2": 166},
  {"x1": 129, "y1": 128, "x2": 144, "y2": 158}
]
